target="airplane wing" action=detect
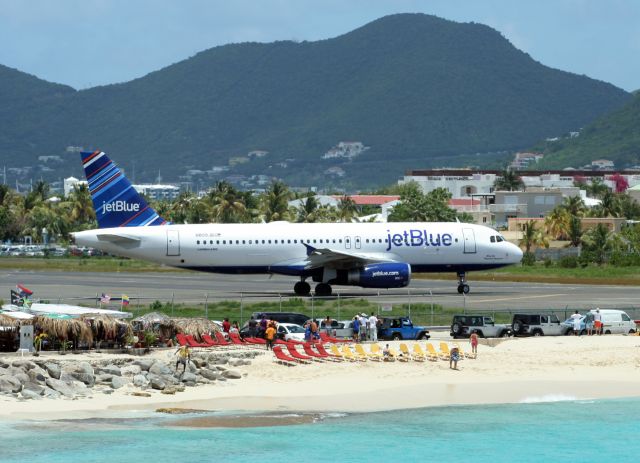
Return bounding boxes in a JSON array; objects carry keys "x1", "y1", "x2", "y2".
[{"x1": 301, "y1": 243, "x2": 396, "y2": 269}]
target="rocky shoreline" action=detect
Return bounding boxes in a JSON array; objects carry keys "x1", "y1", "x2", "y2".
[{"x1": 0, "y1": 350, "x2": 261, "y2": 401}]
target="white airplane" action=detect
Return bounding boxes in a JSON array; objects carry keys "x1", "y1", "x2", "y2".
[{"x1": 72, "y1": 151, "x2": 523, "y2": 296}]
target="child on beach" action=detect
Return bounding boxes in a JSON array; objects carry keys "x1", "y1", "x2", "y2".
[
  {"x1": 175, "y1": 345, "x2": 191, "y2": 374},
  {"x1": 470, "y1": 331, "x2": 478, "y2": 356},
  {"x1": 449, "y1": 346, "x2": 460, "y2": 370},
  {"x1": 265, "y1": 323, "x2": 276, "y2": 350}
]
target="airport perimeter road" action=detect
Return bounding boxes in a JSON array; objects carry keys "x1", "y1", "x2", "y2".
[{"x1": 3, "y1": 269, "x2": 640, "y2": 312}]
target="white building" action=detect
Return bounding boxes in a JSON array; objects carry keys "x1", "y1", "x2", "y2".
[{"x1": 63, "y1": 177, "x2": 87, "y2": 196}]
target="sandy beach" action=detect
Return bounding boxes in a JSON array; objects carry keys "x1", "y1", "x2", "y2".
[{"x1": 2, "y1": 334, "x2": 639, "y2": 422}]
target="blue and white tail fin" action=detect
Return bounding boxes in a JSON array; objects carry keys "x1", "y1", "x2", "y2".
[{"x1": 80, "y1": 150, "x2": 167, "y2": 228}]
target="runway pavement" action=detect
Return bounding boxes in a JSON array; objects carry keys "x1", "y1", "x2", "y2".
[{"x1": 2, "y1": 268, "x2": 640, "y2": 313}]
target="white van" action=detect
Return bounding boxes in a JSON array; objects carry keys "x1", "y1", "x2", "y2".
[{"x1": 591, "y1": 309, "x2": 637, "y2": 335}]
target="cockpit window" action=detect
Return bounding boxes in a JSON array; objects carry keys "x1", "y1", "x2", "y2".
[
  {"x1": 496, "y1": 236, "x2": 504, "y2": 242},
  {"x1": 490, "y1": 236, "x2": 496, "y2": 243}
]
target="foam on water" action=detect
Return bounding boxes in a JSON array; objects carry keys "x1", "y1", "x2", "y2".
[
  {"x1": 4, "y1": 398, "x2": 640, "y2": 463},
  {"x1": 519, "y1": 393, "x2": 581, "y2": 403}
]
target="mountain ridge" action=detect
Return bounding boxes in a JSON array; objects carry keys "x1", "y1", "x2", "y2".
[{"x1": 0, "y1": 13, "x2": 631, "y2": 189}]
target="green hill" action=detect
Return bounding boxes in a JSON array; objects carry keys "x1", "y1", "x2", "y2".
[
  {"x1": 536, "y1": 92, "x2": 640, "y2": 169},
  {"x1": 0, "y1": 13, "x2": 631, "y2": 188}
]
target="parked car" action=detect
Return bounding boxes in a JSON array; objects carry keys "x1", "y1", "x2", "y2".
[
  {"x1": 320, "y1": 320, "x2": 354, "y2": 338},
  {"x1": 276, "y1": 323, "x2": 307, "y2": 342},
  {"x1": 450, "y1": 315, "x2": 511, "y2": 338},
  {"x1": 562, "y1": 309, "x2": 637, "y2": 335},
  {"x1": 378, "y1": 317, "x2": 430, "y2": 341},
  {"x1": 511, "y1": 313, "x2": 570, "y2": 336},
  {"x1": 249, "y1": 311, "x2": 310, "y2": 326}
]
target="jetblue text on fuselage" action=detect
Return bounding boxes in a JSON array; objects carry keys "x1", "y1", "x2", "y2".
[
  {"x1": 385, "y1": 229, "x2": 453, "y2": 251},
  {"x1": 102, "y1": 201, "x2": 140, "y2": 215}
]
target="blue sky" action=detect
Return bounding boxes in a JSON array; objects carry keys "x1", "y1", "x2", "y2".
[{"x1": 1, "y1": 0, "x2": 638, "y2": 91}]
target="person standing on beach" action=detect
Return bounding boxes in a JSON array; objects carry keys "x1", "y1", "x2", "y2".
[
  {"x1": 594, "y1": 308, "x2": 603, "y2": 335},
  {"x1": 368, "y1": 312, "x2": 378, "y2": 342},
  {"x1": 470, "y1": 331, "x2": 479, "y2": 356},
  {"x1": 585, "y1": 311, "x2": 595, "y2": 336},
  {"x1": 175, "y1": 345, "x2": 191, "y2": 374},
  {"x1": 222, "y1": 318, "x2": 231, "y2": 333},
  {"x1": 352, "y1": 316, "x2": 360, "y2": 342},
  {"x1": 324, "y1": 316, "x2": 333, "y2": 335},
  {"x1": 265, "y1": 323, "x2": 276, "y2": 350},
  {"x1": 571, "y1": 310, "x2": 582, "y2": 336}
]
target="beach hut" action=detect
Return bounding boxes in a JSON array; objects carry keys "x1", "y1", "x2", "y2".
[
  {"x1": 30, "y1": 315, "x2": 94, "y2": 350},
  {"x1": 171, "y1": 317, "x2": 221, "y2": 342},
  {"x1": 80, "y1": 314, "x2": 132, "y2": 348},
  {"x1": 0, "y1": 313, "x2": 22, "y2": 352}
]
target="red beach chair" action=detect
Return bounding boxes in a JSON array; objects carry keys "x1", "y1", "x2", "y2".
[
  {"x1": 201, "y1": 334, "x2": 221, "y2": 347},
  {"x1": 302, "y1": 343, "x2": 330, "y2": 361},
  {"x1": 184, "y1": 334, "x2": 210, "y2": 348},
  {"x1": 176, "y1": 333, "x2": 189, "y2": 346},
  {"x1": 244, "y1": 337, "x2": 267, "y2": 345},
  {"x1": 214, "y1": 332, "x2": 232, "y2": 346},
  {"x1": 285, "y1": 344, "x2": 314, "y2": 363},
  {"x1": 272, "y1": 346, "x2": 297, "y2": 366},
  {"x1": 229, "y1": 332, "x2": 247, "y2": 345}
]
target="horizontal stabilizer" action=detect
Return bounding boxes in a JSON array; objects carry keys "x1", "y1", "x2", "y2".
[{"x1": 96, "y1": 233, "x2": 141, "y2": 244}]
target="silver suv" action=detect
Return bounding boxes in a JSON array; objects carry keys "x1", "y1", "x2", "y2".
[
  {"x1": 450, "y1": 315, "x2": 511, "y2": 338},
  {"x1": 511, "y1": 314, "x2": 570, "y2": 336}
]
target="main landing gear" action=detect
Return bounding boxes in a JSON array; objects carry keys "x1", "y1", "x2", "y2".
[
  {"x1": 293, "y1": 279, "x2": 333, "y2": 297},
  {"x1": 457, "y1": 271, "x2": 470, "y2": 294},
  {"x1": 293, "y1": 280, "x2": 311, "y2": 296}
]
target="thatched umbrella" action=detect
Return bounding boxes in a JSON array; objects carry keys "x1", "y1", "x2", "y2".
[
  {"x1": 172, "y1": 317, "x2": 220, "y2": 340},
  {"x1": 80, "y1": 314, "x2": 132, "y2": 344},
  {"x1": 32, "y1": 315, "x2": 93, "y2": 344},
  {"x1": 132, "y1": 312, "x2": 171, "y2": 331},
  {"x1": 0, "y1": 314, "x2": 22, "y2": 328}
]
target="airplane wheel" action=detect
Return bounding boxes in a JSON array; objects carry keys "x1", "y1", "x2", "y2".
[
  {"x1": 457, "y1": 285, "x2": 464, "y2": 294},
  {"x1": 294, "y1": 281, "x2": 311, "y2": 296},
  {"x1": 315, "y1": 283, "x2": 332, "y2": 297},
  {"x1": 462, "y1": 284, "x2": 470, "y2": 294}
]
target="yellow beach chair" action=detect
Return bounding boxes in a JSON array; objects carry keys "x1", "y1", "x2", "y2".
[
  {"x1": 399, "y1": 343, "x2": 413, "y2": 360},
  {"x1": 411, "y1": 344, "x2": 427, "y2": 362},
  {"x1": 457, "y1": 343, "x2": 475, "y2": 359},
  {"x1": 329, "y1": 344, "x2": 347, "y2": 361},
  {"x1": 425, "y1": 343, "x2": 440, "y2": 361},
  {"x1": 353, "y1": 344, "x2": 369, "y2": 362},
  {"x1": 439, "y1": 342, "x2": 451, "y2": 360},
  {"x1": 369, "y1": 344, "x2": 384, "y2": 361},
  {"x1": 389, "y1": 347, "x2": 409, "y2": 362},
  {"x1": 341, "y1": 344, "x2": 359, "y2": 362}
]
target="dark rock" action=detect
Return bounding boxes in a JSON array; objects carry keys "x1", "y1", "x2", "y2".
[
  {"x1": 95, "y1": 374, "x2": 115, "y2": 384},
  {"x1": 0, "y1": 375, "x2": 23, "y2": 393},
  {"x1": 12, "y1": 360, "x2": 36, "y2": 370},
  {"x1": 45, "y1": 378, "x2": 75, "y2": 398},
  {"x1": 98, "y1": 365, "x2": 122, "y2": 376},
  {"x1": 150, "y1": 376, "x2": 166, "y2": 390},
  {"x1": 149, "y1": 362, "x2": 172, "y2": 376},
  {"x1": 222, "y1": 370, "x2": 242, "y2": 379},
  {"x1": 21, "y1": 389, "x2": 42, "y2": 400},
  {"x1": 132, "y1": 359, "x2": 154, "y2": 371},
  {"x1": 23, "y1": 382, "x2": 45, "y2": 395},
  {"x1": 200, "y1": 369, "x2": 220, "y2": 381},
  {"x1": 45, "y1": 363, "x2": 61, "y2": 380},
  {"x1": 111, "y1": 376, "x2": 129, "y2": 389}
]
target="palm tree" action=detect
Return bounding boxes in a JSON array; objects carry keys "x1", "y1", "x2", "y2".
[
  {"x1": 494, "y1": 169, "x2": 524, "y2": 191},
  {"x1": 598, "y1": 191, "x2": 621, "y2": 218},
  {"x1": 582, "y1": 224, "x2": 611, "y2": 265},
  {"x1": 68, "y1": 184, "x2": 95, "y2": 225},
  {"x1": 206, "y1": 181, "x2": 247, "y2": 223},
  {"x1": 337, "y1": 196, "x2": 358, "y2": 222},
  {"x1": 261, "y1": 180, "x2": 292, "y2": 222},
  {"x1": 519, "y1": 220, "x2": 549, "y2": 253},
  {"x1": 544, "y1": 206, "x2": 571, "y2": 240},
  {"x1": 567, "y1": 216, "x2": 583, "y2": 248},
  {"x1": 562, "y1": 195, "x2": 586, "y2": 217},
  {"x1": 584, "y1": 178, "x2": 609, "y2": 199},
  {"x1": 296, "y1": 195, "x2": 320, "y2": 223}
]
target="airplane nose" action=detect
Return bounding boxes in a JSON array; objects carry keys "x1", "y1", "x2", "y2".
[{"x1": 510, "y1": 243, "x2": 523, "y2": 263}]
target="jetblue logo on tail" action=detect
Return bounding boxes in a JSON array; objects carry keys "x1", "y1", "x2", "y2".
[
  {"x1": 102, "y1": 200, "x2": 140, "y2": 215},
  {"x1": 81, "y1": 150, "x2": 166, "y2": 228}
]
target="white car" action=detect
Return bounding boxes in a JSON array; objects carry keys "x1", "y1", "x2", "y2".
[{"x1": 277, "y1": 323, "x2": 307, "y2": 342}]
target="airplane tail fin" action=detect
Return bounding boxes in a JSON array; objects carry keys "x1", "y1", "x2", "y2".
[{"x1": 80, "y1": 150, "x2": 167, "y2": 228}]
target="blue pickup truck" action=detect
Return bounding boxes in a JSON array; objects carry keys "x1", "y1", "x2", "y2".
[{"x1": 378, "y1": 317, "x2": 430, "y2": 341}]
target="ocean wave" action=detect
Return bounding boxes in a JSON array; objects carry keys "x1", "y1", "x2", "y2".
[{"x1": 519, "y1": 394, "x2": 581, "y2": 403}]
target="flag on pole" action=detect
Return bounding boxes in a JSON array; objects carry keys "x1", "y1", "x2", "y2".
[
  {"x1": 121, "y1": 294, "x2": 130, "y2": 306},
  {"x1": 16, "y1": 284, "x2": 33, "y2": 296},
  {"x1": 10, "y1": 289, "x2": 21, "y2": 305},
  {"x1": 100, "y1": 293, "x2": 111, "y2": 304}
]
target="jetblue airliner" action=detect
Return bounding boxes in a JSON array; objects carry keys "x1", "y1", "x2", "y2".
[{"x1": 72, "y1": 151, "x2": 523, "y2": 295}]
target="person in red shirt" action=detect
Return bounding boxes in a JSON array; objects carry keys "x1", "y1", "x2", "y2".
[{"x1": 222, "y1": 318, "x2": 231, "y2": 333}]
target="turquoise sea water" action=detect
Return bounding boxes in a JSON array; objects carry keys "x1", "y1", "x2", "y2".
[{"x1": 2, "y1": 398, "x2": 640, "y2": 463}]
